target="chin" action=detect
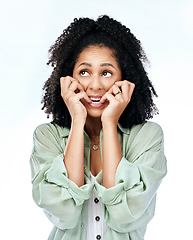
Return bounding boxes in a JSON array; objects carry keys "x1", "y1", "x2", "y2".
[
  {"x1": 85, "y1": 103, "x2": 107, "y2": 119},
  {"x1": 87, "y1": 110, "x2": 103, "y2": 118}
]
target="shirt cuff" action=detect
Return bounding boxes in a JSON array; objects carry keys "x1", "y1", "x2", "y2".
[
  {"x1": 95, "y1": 157, "x2": 140, "y2": 205},
  {"x1": 44, "y1": 154, "x2": 94, "y2": 206}
]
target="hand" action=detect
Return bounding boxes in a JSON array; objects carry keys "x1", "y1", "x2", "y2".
[
  {"x1": 100, "y1": 80, "x2": 135, "y2": 125},
  {"x1": 60, "y1": 76, "x2": 91, "y2": 124}
]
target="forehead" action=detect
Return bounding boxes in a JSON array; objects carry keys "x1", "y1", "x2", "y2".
[{"x1": 76, "y1": 45, "x2": 117, "y2": 64}]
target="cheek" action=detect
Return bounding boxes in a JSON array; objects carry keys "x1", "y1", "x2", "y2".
[
  {"x1": 72, "y1": 71, "x2": 78, "y2": 79},
  {"x1": 104, "y1": 80, "x2": 117, "y2": 91}
]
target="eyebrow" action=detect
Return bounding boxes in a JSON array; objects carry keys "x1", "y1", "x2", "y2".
[
  {"x1": 78, "y1": 62, "x2": 91, "y2": 68},
  {"x1": 101, "y1": 63, "x2": 115, "y2": 69},
  {"x1": 78, "y1": 62, "x2": 115, "y2": 69}
]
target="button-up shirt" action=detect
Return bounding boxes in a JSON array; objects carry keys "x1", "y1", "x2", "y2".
[
  {"x1": 30, "y1": 121, "x2": 167, "y2": 240},
  {"x1": 86, "y1": 172, "x2": 108, "y2": 239}
]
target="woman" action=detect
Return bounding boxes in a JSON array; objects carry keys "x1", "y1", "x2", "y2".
[{"x1": 30, "y1": 15, "x2": 167, "y2": 240}]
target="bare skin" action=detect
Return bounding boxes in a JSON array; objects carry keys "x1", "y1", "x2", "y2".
[{"x1": 60, "y1": 46, "x2": 135, "y2": 188}]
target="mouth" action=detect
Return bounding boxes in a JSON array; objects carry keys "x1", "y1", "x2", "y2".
[
  {"x1": 90, "y1": 97, "x2": 102, "y2": 104},
  {"x1": 88, "y1": 96, "x2": 104, "y2": 108}
]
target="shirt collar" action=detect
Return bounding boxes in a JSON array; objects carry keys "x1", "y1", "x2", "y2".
[
  {"x1": 58, "y1": 126, "x2": 70, "y2": 138},
  {"x1": 117, "y1": 122, "x2": 130, "y2": 135},
  {"x1": 58, "y1": 122, "x2": 130, "y2": 138}
]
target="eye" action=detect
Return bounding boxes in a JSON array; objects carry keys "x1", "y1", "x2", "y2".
[
  {"x1": 103, "y1": 71, "x2": 112, "y2": 77},
  {"x1": 79, "y1": 70, "x2": 89, "y2": 76}
]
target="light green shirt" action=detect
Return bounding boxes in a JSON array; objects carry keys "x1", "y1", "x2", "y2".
[{"x1": 30, "y1": 121, "x2": 167, "y2": 240}]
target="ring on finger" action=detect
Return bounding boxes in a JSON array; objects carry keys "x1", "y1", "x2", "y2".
[{"x1": 115, "y1": 90, "x2": 121, "y2": 95}]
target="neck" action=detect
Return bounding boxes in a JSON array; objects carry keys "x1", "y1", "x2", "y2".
[{"x1": 85, "y1": 116, "x2": 102, "y2": 137}]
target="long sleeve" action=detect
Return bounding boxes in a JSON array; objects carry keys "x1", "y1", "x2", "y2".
[
  {"x1": 30, "y1": 123, "x2": 94, "y2": 230},
  {"x1": 95, "y1": 122, "x2": 167, "y2": 233}
]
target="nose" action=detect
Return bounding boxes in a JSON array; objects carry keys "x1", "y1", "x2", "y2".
[{"x1": 88, "y1": 75, "x2": 102, "y2": 90}]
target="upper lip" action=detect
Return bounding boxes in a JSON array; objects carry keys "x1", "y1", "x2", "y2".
[{"x1": 89, "y1": 95, "x2": 102, "y2": 98}]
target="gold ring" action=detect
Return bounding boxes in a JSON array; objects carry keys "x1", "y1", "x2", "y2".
[{"x1": 115, "y1": 90, "x2": 121, "y2": 95}]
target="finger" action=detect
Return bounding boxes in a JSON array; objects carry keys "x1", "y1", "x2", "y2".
[
  {"x1": 68, "y1": 81, "x2": 84, "y2": 93},
  {"x1": 115, "y1": 81, "x2": 135, "y2": 100},
  {"x1": 64, "y1": 76, "x2": 78, "y2": 83},
  {"x1": 61, "y1": 77, "x2": 84, "y2": 95},
  {"x1": 100, "y1": 91, "x2": 118, "y2": 104},
  {"x1": 76, "y1": 82, "x2": 85, "y2": 92},
  {"x1": 115, "y1": 81, "x2": 129, "y2": 97},
  {"x1": 125, "y1": 81, "x2": 135, "y2": 100},
  {"x1": 76, "y1": 91, "x2": 92, "y2": 103},
  {"x1": 60, "y1": 76, "x2": 79, "y2": 91},
  {"x1": 104, "y1": 92, "x2": 119, "y2": 103},
  {"x1": 108, "y1": 84, "x2": 121, "y2": 95},
  {"x1": 115, "y1": 80, "x2": 135, "y2": 90},
  {"x1": 112, "y1": 85, "x2": 123, "y2": 99}
]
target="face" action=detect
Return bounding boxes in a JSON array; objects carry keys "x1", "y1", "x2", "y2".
[{"x1": 73, "y1": 45, "x2": 122, "y2": 118}]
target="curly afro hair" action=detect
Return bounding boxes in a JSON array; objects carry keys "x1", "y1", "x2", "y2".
[{"x1": 41, "y1": 15, "x2": 158, "y2": 129}]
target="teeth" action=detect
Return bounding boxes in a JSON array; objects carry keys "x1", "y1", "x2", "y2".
[
  {"x1": 90, "y1": 97, "x2": 101, "y2": 103},
  {"x1": 92, "y1": 101, "x2": 101, "y2": 104}
]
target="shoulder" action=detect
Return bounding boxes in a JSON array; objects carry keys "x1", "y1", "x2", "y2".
[
  {"x1": 33, "y1": 123, "x2": 69, "y2": 140},
  {"x1": 141, "y1": 121, "x2": 163, "y2": 135},
  {"x1": 33, "y1": 123, "x2": 57, "y2": 136},
  {"x1": 131, "y1": 121, "x2": 163, "y2": 137},
  {"x1": 118, "y1": 121, "x2": 163, "y2": 136},
  {"x1": 130, "y1": 121, "x2": 164, "y2": 152},
  {"x1": 120, "y1": 121, "x2": 164, "y2": 149},
  {"x1": 121, "y1": 122, "x2": 165, "y2": 159},
  {"x1": 31, "y1": 123, "x2": 68, "y2": 159}
]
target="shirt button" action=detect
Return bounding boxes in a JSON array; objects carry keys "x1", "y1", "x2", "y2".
[
  {"x1": 96, "y1": 235, "x2": 101, "y2": 240},
  {"x1": 95, "y1": 216, "x2": 100, "y2": 221},
  {"x1": 94, "y1": 198, "x2": 99, "y2": 203}
]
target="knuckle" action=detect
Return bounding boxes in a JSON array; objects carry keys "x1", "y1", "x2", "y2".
[{"x1": 124, "y1": 80, "x2": 129, "y2": 85}]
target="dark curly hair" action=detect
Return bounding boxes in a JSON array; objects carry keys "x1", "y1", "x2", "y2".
[{"x1": 41, "y1": 15, "x2": 158, "y2": 129}]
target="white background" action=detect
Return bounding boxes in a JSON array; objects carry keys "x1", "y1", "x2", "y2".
[{"x1": 0, "y1": 0, "x2": 193, "y2": 239}]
